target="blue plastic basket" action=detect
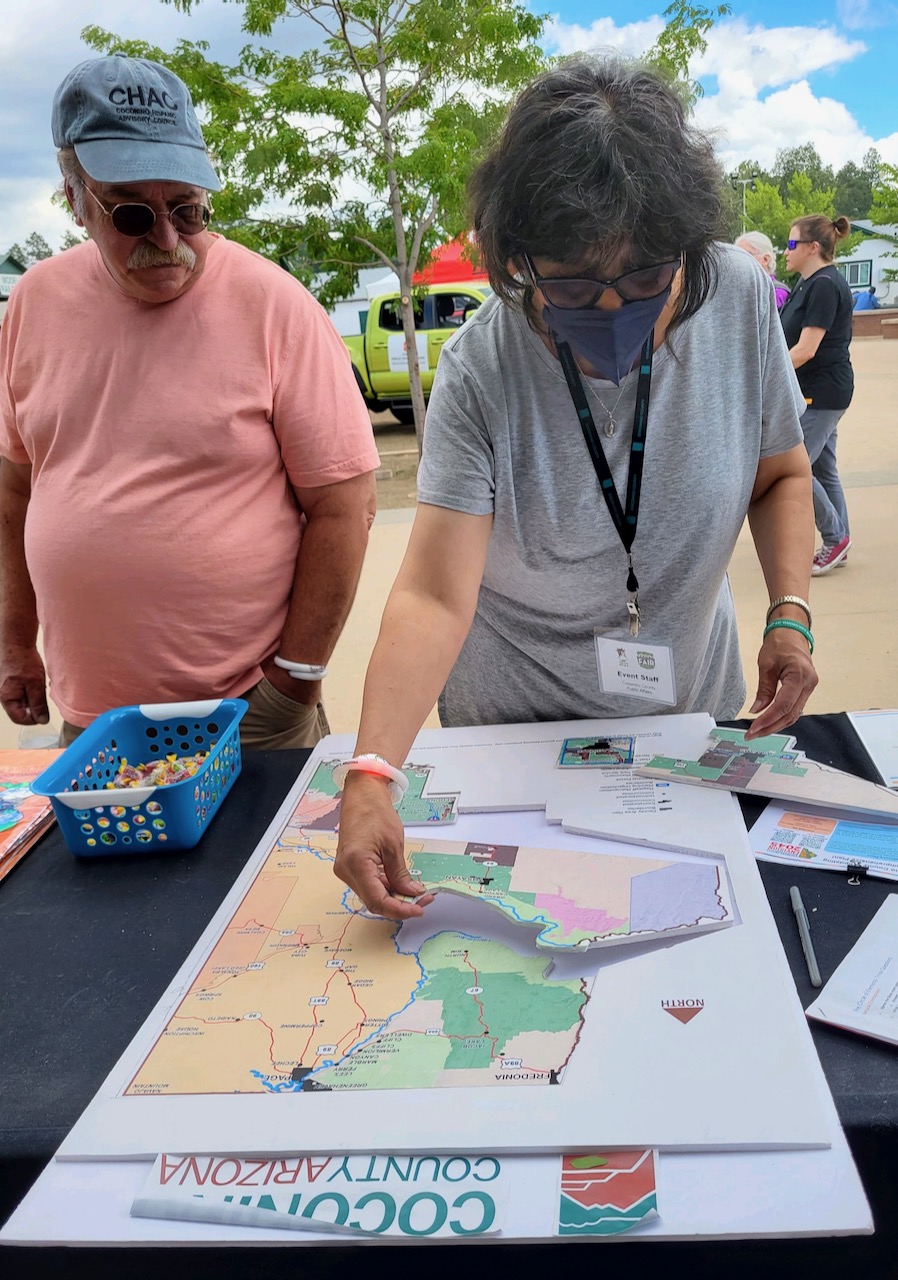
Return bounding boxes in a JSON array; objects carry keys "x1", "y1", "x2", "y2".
[{"x1": 31, "y1": 699, "x2": 247, "y2": 857}]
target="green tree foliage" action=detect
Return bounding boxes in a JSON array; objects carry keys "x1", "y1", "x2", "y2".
[
  {"x1": 870, "y1": 162, "x2": 898, "y2": 226},
  {"x1": 84, "y1": 0, "x2": 548, "y2": 442},
  {"x1": 647, "y1": 1, "x2": 731, "y2": 103},
  {"x1": 771, "y1": 143, "x2": 834, "y2": 201},
  {"x1": 869, "y1": 163, "x2": 898, "y2": 283},
  {"x1": 833, "y1": 161, "x2": 873, "y2": 220},
  {"x1": 7, "y1": 232, "x2": 54, "y2": 266},
  {"x1": 83, "y1": 0, "x2": 730, "y2": 440},
  {"x1": 862, "y1": 147, "x2": 882, "y2": 187},
  {"x1": 742, "y1": 180, "x2": 789, "y2": 245}
]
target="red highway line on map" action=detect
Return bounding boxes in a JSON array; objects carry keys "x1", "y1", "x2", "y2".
[{"x1": 462, "y1": 951, "x2": 490, "y2": 1037}]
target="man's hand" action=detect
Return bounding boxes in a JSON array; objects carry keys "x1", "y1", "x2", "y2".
[
  {"x1": 334, "y1": 771, "x2": 435, "y2": 922},
  {"x1": 745, "y1": 629, "x2": 818, "y2": 739},
  {"x1": 0, "y1": 642, "x2": 50, "y2": 726}
]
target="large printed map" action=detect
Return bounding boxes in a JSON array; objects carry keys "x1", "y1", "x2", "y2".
[{"x1": 125, "y1": 762, "x2": 730, "y2": 1097}]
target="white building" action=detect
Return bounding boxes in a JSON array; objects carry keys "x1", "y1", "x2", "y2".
[{"x1": 837, "y1": 222, "x2": 898, "y2": 305}]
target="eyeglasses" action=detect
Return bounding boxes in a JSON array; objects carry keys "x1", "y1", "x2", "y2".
[
  {"x1": 82, "y1": 183, "x2": 211, "y2": 237},
  {"x1": 786, "y1": 239, "x2": 813, "y2": 251},
  {"x1": 524, "y1": 254, "x2": 679, "y2": 308}
]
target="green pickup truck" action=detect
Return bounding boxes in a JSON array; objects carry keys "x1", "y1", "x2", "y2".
[{"x1": 343, "y1": 283, "x2": 491, "y2": 423}]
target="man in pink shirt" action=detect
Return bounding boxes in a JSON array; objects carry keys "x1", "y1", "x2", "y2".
[{"x1": 0, "y1": 54, "x2": 379, "y2": 749}]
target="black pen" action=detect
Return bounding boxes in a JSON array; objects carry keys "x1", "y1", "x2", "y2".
[{"x1": 790, "y1": 885, "x2": 822, "y2": 988}]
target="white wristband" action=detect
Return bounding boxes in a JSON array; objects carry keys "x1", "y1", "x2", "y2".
[
  {"x1": 273, "y1": 656, "x2": 328, "y2": 680},
  {"x1": 332, "y1": 754, "x2": 409, "y2": 806}
]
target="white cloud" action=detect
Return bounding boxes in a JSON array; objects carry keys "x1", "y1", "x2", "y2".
[
  {"x1": 0, "y1": 181, "x2": 75, "y2": 258},
  {"x1": 694, "y1": 19, "x2": 866, "y2": 93},
  {"x1": 544, "y1": 12, "x2": 895, "y2": 174},
  {"x1": 546, "y1": 14, "x2": 664, "y2": 57},
  {"x1": 693, "y1": 79, "x2": 881, "y2": 172},
  {"x1": 837, "y1": 0, "x2": 898, "y2": 30}
]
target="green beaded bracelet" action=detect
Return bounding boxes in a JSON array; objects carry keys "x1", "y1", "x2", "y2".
[{"x1": 763, "y1": 618, "x2": 814, "y2": 655}]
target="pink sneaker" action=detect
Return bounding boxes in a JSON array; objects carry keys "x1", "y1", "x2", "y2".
[{"x1": 812, "y1": 535, "x2": 851, "y2": 575}]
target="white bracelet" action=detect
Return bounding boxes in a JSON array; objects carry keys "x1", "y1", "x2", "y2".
[
  {"x1": 273, "y1": 656, "x2": 328, "y2": 680},
  {"x1": 332, "y1": 754, "x2": 409, "y2": 806}
]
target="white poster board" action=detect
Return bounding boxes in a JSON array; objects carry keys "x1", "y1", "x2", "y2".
[{"x1": 58, "y1": 720, "x2": 830, "y2": 1159}]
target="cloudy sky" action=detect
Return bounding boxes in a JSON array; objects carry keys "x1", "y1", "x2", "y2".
[{"x1": 2, "y1": 0, "x2": 897, "y2": 254}]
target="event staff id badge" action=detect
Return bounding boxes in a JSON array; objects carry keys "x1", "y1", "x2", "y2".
[{"x1": 594, "y1": 636, "x2": 677, "y2": 706}]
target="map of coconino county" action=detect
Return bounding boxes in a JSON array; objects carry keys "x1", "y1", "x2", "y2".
[
  {"x1": 125, "y1": 827, "x2": 590, "y2": 1097},
  {"x1": 124, "y1": 819, "x2": 729, "y2": 1098}
]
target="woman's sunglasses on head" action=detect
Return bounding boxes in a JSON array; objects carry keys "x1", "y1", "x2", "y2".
[{"x1": 83, "y1": 183, "x2": 211, "y2": 237}]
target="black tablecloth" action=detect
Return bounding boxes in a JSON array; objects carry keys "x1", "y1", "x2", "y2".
[{"x1": 1, "y1": 713, "x2": 897, "y2": 1279}]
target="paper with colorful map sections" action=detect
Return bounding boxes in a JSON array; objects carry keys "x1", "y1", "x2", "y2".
[
  {"x1": 405, "y1": 838, "x2": 733, "y2": 950},
  {"x1": 638, "y1": 727, "x2": 898, "y2": 821}
]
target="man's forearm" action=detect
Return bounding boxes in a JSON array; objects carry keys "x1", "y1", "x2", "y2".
[{"x1": 277, "y1": 508, "x2": 371, "y2": 663}]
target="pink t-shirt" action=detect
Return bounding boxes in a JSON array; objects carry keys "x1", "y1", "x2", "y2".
[{"x1": 0, "y1": 236, "x2": 379, "y2": 724}]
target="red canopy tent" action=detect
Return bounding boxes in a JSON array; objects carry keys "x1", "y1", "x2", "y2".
[{"x1": 412, "y1": 239, "x2": 489, "y2": 285}]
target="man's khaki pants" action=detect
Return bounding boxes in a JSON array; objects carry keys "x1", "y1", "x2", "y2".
[{"x1": 60, "y1": 676, "x2": 330, "y2": 752}]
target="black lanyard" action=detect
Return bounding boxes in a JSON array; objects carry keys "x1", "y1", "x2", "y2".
[{"x1": 556, "y1": 334, "x2": 655, "y2": 635}]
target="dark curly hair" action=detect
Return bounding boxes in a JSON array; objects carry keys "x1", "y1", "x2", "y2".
[{"x1": 470, "y1": 55, "x2": 727, "y2": 331}]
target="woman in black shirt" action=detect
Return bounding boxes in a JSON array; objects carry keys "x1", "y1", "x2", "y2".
[{"x1": 780, "y1": 214, "x2": 854, "y2": 575}]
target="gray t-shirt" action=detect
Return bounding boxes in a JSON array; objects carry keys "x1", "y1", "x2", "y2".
[{"x1": 417, "y1": 244, "x2": 805, "y2": 727}]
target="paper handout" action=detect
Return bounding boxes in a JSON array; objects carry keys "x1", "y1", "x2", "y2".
[
  {"x1": 806, "y1": 894, "x2": 898, "y2": 1046},
  {"x1": 847, "y1": 710, "x2": 898, "y2": 789},
  {"x1": 749, "y1": 803, "x2": 898, "y2": 882}
]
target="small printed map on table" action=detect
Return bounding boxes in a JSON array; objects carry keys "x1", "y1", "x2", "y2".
[{"x1": 638, "y1": 728, "x2": 898, "y2": 821}]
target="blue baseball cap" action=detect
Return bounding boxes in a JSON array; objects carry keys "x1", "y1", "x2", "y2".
[{"x1": 51, "y1": 53, "x2": 221, "y2": 192}]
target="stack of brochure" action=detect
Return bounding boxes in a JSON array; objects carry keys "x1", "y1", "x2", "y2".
[{"x1": 0, "y1": 748, "x2": 61, "y2": 884}]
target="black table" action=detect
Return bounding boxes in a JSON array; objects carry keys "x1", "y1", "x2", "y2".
[{"x1": 1, "y1": 713, "x2": 897, "y2": 1280}]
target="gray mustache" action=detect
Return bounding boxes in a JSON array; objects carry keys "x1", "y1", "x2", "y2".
[{"x1": 127, "y1": 241, "x2": 197, "y2": 269}]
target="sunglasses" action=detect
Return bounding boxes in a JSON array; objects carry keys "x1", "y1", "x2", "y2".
[
  {"x1": 83, "y1": 183, "x2": 211, "y2": 238},
  {"x1": 524, "y1": 253, "x2": 680, "y2": 308},
  {"x1": 524, "y1": 254, "x2": 679, "y2": 308},
  {"x1": 786, "y1": 239, "x2": 813, "y2": 251}
]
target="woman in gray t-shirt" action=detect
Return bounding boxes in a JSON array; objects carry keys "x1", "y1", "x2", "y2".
[{"x1": 334, "y1": 55, "x2": 818, "y2": 920}]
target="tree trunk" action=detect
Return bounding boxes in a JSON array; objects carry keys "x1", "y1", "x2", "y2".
[{"x1": 397, "y1": 274, "x2": 428, "y2": 457}]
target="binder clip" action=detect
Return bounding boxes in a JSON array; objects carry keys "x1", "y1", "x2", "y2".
[{"x1": 846, "y1": 862, "x2": 868, "y2": 886}]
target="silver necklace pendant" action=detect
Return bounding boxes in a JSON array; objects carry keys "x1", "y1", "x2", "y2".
[{"x1": 590, "y1": 383, "x2": 627, "y2": 439}]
